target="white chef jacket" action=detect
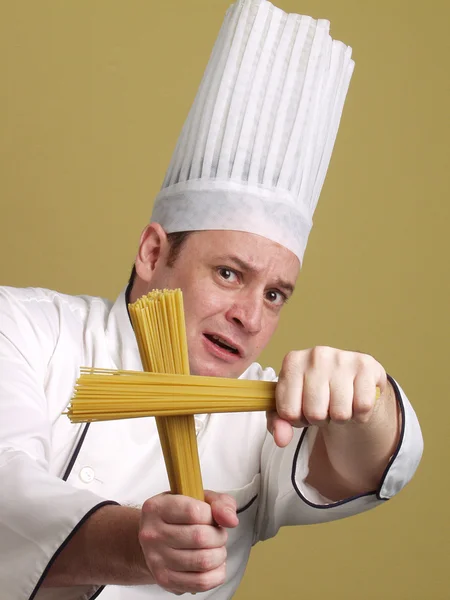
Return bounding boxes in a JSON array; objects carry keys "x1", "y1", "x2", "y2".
[{"x1": 0, "y1": 286, "x2": 423, "y2": 600}]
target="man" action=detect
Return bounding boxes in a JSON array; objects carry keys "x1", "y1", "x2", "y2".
[{"x1": 0, "y1": 1, "x2": 423, "y2": 599}]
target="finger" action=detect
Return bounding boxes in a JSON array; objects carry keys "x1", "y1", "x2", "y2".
[
  {"x1": 375, "y1": 363, "x2": 388, "y2": 397},
  {"x1": 204, "y1": 490, "x2": 236, "y2": 512},
  {"x1": 328, "y1": 374, "x2": 354, "y2": 424},
  {"x1": 353, "y1": 374, "x2": 377, "y2": 423},
  {"x1": 302, "y1": 375, "x2": 330, "y2": 426},
  {"x1": 269, "y1": 413, "x2": 295, "y2": 447},
  {"x1": 163, "y1": 546, "x2": 227, "y2": 572},
  {"x1": 275, "y1": 357, "x2": 305, "y2": 424},
  {"x1": 160, "y1": 563, "x2": 227, "y2": 595},
  {"x1": 267, "y1": 409, "x2": 307, "y2": 440},
  {"x1": 159, "y1": 523, "x2": 229, "y2": 550},
  {"x1": 204, "y1": 491, "x2": 239, "y2": 529},
  {"x1": 144, "y1": 494, "x2": 213, "y2": 525}
]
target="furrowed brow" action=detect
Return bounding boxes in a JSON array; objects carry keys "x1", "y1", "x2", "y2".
[
  {"x1": 273, "y1": 278, "x2": 295, "y2": 296},
  {"x1": 221, "y1": 255, "x2": 257, "y2": 274},
  {"x1": 217, "y1": 255, "x2": 295, "y2": 296}
]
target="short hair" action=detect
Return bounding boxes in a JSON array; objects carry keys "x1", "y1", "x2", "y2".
[{"x1": 127, "y1": 231, "x2": 193, "y2": 288}]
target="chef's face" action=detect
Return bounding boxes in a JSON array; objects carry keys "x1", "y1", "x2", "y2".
[{"x1": 133, "y1": 225, "x2": 300, "y2": 378}]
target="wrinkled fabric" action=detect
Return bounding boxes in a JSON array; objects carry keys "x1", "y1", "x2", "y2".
[{"x1": 0, "y1": 286, "x2": 423, "y2": 599}]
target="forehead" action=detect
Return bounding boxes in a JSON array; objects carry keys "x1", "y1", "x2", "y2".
[{"x1": 184, "y1": 229, "x2": 300, "y2": 278}]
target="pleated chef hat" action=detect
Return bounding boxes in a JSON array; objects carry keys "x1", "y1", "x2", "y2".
[{"x1": 151, "y1": 0, "x2": 355, "y2": 264}]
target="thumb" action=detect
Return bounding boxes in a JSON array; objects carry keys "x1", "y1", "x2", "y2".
[
  {"x1": 267, "y1": 412, "x2": 294, "y2": 448},
  {"x1": 204, "y1": 490, "x2": 239, "y2": 528}
]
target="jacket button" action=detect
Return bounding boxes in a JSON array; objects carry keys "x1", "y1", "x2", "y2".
[{"x1": 79, "y1": 466, "x2": 95, "y2": 483}]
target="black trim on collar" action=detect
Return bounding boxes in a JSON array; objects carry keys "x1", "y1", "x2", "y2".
[
  {"x1": 62, "y1": 423, "x2": 91, "y2": 482},
  {"x1": 125, "y1": 280, "x2": 133, "y2": 326},
  {"x1": 29, "y1": 501, "x2": 119, "y2": 600},
  {"x1": 290, "y1": 372, "x2": 406, "y2": 508},
  {"x1": 237, "y1": 494, "x2": 258, "y2": 514},
  {"x1": 125, "y1": 280, "x2": 133, "y2": 306},
  {"x1": 90, "y1": 585, "x2": 107, "y2": 599}
]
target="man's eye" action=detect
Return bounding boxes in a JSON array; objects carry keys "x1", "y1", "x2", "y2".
[
  {"x1": 218, "y1": 267, "x2": 238, "y2": 282},
  {"x1": 266, "y1": 290, "x2": 286, "y2": 305}
]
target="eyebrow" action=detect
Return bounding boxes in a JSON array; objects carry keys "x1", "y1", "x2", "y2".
[{"x1": 218, "y1": 254, "x2": 295, "y2": 296}]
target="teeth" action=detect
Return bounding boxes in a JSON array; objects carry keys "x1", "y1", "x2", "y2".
[{"x1": 210, "y1": 335, "x2": 238, "y2": 353}]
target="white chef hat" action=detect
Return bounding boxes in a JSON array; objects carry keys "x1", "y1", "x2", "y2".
[{"x1": 151, "y1": 0, "x2": 354, "y2": 264}]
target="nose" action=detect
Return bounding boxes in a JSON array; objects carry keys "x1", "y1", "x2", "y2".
[{"x1": 225, "y1": 291, "x2": 263, "y2": 335}]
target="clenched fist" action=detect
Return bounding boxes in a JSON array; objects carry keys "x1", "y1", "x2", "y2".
[
  {"x1": 268, "y1": 346, "x2": 388, "y2": 447},
  {"x1": 139, "y1": 490, "x2": 239, "y2": 594}
]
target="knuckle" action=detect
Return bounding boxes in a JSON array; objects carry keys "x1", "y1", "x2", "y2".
[
  {"x1": 311, "y1": 345, "x2": 333, "y2": 364},
  {"x1": 153, "y1": 564, "x2": 170, "y2": 588},
  {"x1": 354, "y1": 394, "x2": 374, "y2": 417},
  {"x1": 278, "y1": 406, "x2": 301, "y2": 422},
  {"x1": 356, "y1": 394, "x2": 374, "y2": 411},
  {"x1": 139, "y1": 526, "x2": 160, "y2": 546},
  {"x1": 330, "y1": 408, "x2": 351, "y2": 423},
  {"x1": 305, "y1": 407, "x2": 328, "y2": 423},
  {"x1": 145, "y1": 549, "x2": 162, "y2": 571},
  {"x1": 192, "y1": 525, "x2": 208, "y2": 547},
  {"x1": 354, "y1": 411, "x2": 371, "y2": 424},
  {"x1": 281, "y1": 351, "x2": 300, "y2": 374},
  {"x1": 196, "y1": 568, "x2": 225, "y2": 592},
  {"x1": 196, "y1": 551, "x2": 214, "y2": 571},
  {"x1": 356, "y1": 352, "x2": 375, "y2": 369},
  {"x1": 141, "y1": 497, "x2": 157, "y2": 515},
  {"x1": 185, "y1": 502, "x2": 202, "y2": 523},
  {"x1": 336, "y1": 350, "x2": 352, "y2": 367},
  {"x1": 196, "y1": 574, "x2": 213, "y2": 593}
]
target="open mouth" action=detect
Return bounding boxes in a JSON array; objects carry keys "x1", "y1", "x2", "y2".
[{"x1": 204, "y1": 334, "x2": 240, "y2": 355}]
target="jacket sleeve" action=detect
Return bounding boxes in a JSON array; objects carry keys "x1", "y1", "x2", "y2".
[
  {"x1": 256, "y1": 374, "x2": 423, "y2": 541},
  {"x1": 0, "y1": 288, "x2": 115, "y2": 600}
]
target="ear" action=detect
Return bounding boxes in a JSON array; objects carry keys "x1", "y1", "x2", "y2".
[{"x1": 134, "y1": 222, "x2": 169, "y2": 283}]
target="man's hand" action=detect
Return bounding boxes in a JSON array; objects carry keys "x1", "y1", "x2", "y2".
[
  {"x1": 139, "y1": 490, "x2": 239, "y2": 595},
  {"x1": 267, "y1": 346, "x2": 388, "y2": 447},
  {"x1": 43, "y1": 492, "x2": 239, "y2": 591},
  {"x1": 267, "y1": 347, "x2": 400, "y2": 499}
]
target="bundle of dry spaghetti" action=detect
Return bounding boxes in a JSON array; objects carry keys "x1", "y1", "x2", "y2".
[
  {"x1": 67, "y1": 367, "x2": 276, "y2": 421},
  {"x1": 130, "y1": 289, "x2": 203, "y2": 500},
  {"x1": 67, "y1": 369, "x2": 379, "y2": 422},
  {"x1": 67, "y1": 288, "x2": 382, "y2": 499}
]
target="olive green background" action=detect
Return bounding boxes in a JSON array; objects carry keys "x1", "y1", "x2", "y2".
[{"x1": 1, "y1": 1, "x2": 448, "y2": 598}]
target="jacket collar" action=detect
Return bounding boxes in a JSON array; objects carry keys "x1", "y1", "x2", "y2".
[{"x1": 105, "y1": 287, "x2": 142, "y2": 371}]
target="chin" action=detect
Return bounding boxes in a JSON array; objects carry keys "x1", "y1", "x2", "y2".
[{"x1": 189, "y1": 360, "x2": 243, "y2": 379}]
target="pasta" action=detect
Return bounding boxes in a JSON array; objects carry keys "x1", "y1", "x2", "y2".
[
  {"x1": 66, "y1": 289, "x2": 382, "y2": 500},
  {"x1": 67, "y1": 368, "x2": 276, "y2": 421},
  {"x1": 68, "y1": 369, "x2": 380, "y2": 420},
  {"x1": 130, "y1": 289, "x2": 204, "y2": 500}
]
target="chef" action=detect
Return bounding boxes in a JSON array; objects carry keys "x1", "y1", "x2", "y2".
[{"x1": 0, "y1": 1, "x2": 423, "y2": 599}]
